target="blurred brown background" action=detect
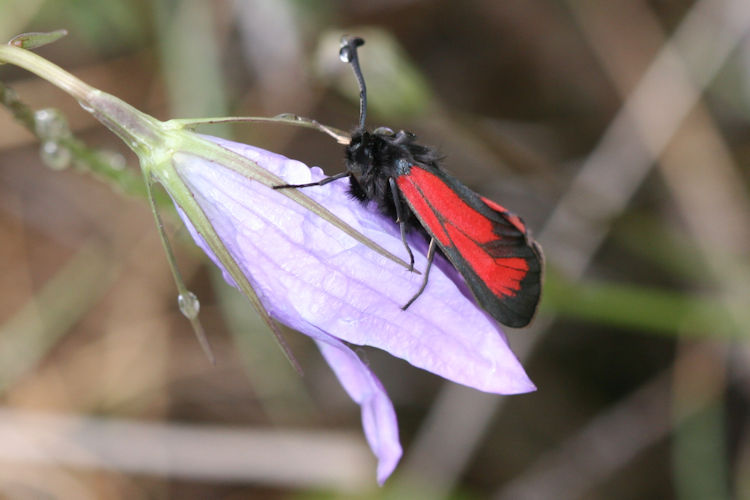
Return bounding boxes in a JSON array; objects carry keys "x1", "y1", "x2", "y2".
[{"x1": 1, "y1": 1, "x2": 749, "y2": 498}]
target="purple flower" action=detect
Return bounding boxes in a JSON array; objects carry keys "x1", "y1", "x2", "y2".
[
  {"x1": 0, "y1": 40, "x2": 533, "y2": 486},
  {"x1": 171, "y1": 136, "x2": 535, "y2": 484}
]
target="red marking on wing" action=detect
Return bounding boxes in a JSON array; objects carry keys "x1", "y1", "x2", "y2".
[
  {"x1": 398, "y1": 181, "x2": 450, "y2": 245},
  {"x1": 480, "y1": 196, "x2": 526, "y2": 232},
  {"x1": 397, "y1": 167, "x2": 530, "y2": 299},
  {"x1": 444, "y1": 225, "x2": 528, "y2": 296}
]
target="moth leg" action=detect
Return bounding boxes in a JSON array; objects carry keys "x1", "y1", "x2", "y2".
[
  {"x1": 273, "y1": 171, "x2": 349, "y2": 190},
  {"x1": 389, "y1": 177, "x2": 415, "y2": 271},
  {"x1": 402, "y1": 238, "x2": 437, "y2": 310}
]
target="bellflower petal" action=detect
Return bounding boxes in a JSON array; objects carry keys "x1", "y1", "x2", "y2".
[
  {"x1": 314, "y1": 336, "x2": 401, "y2": 485},
  {"x1": 170, "y1": 136, "x2": 535, "y2": 482},
  {"x1": 181, "y1": 136, "x2": 535, "y2": 391}
]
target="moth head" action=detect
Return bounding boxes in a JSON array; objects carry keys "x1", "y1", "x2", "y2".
[{"x1": 345, "y1": 130, "x2": 375, "y2": 177}]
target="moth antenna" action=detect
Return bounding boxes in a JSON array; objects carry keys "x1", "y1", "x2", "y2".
[{"x1": 339, "y1": 36, "x2": 367, "y2": 130}]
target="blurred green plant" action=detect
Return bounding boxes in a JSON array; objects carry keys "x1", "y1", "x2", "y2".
[
  {"x1": 543, "y1": 269, "x2": 736, "y2": 337},
  {"x1": 0, "y1": 80, "x2": 162, "y2": 202}
]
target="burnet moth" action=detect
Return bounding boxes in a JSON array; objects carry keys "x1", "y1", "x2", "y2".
[{"x1": 276, "y1": 36, "x2": 543, "y2": 328}]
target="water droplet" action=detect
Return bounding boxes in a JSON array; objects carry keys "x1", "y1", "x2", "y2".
[
  {"x1": 274, "y1": 113, "x2": 296, "y2": 120},
  {"x1": 40, "y1": 141, "x2": 71, "y2": 170},
  {"x1": 1, "y1": 86, "x2": 18, "y2": 105},
  {"x1": 34, "y1": 108, "x2": 70, "y2": 140},
  {"x1": 98, "y1": 150, "x2": 126, "y2": 171},
  {"x1": 78, "y1": 100, "x2": 94, "y2": 113},
  {"x1": 178, "y1": 291, "x2": 200, "y2": 320}
]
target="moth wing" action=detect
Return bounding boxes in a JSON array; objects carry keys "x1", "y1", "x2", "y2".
[{"x1": 396, "y1": 165, "x2": 542, "y2": 327}]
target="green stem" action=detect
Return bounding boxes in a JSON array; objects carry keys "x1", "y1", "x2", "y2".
[
  {"x1": 0, "y1": 44, "x2": 93, "y2": 102},
  {"x1": 0, "y1": 79, "x2": 166, "y2": 205},
  {"x1": 0, "y1": 81, "x2": 35, "y2": 128}
]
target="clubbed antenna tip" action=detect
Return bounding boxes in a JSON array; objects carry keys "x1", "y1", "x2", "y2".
[{"x1": 339, "y1": 36, "x2": 367, "y2": 130}]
